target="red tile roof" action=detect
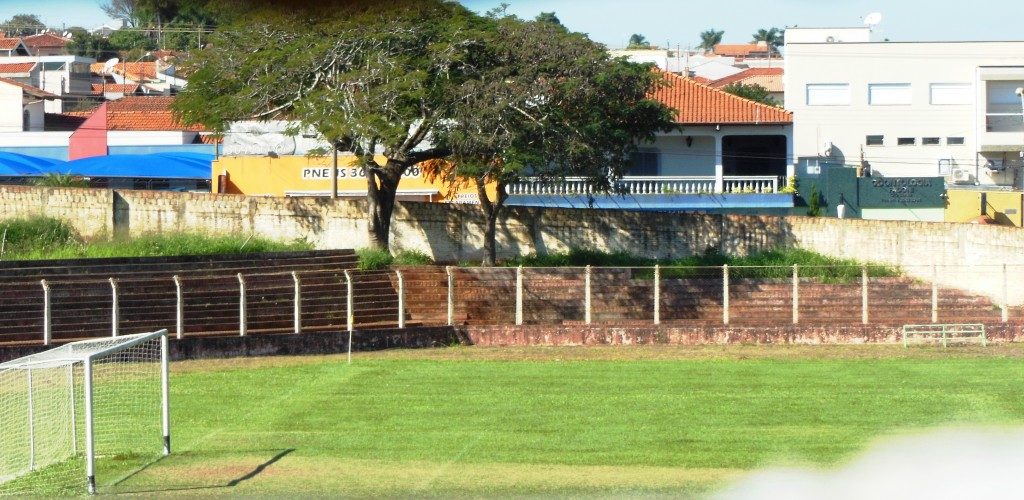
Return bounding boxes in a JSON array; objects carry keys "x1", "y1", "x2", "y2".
[
  {"x1": 44, "y1": 112, "x2": 88, "y2": 131},
  {"x1": 91, "y1": 83, "x2": 141, "y2": 94},
  {"x1": 0, "y1": 76, "x2": 56, "y2": 99},
  {"x1": 713, "y1": 43, "x2": 771, "y2": 58},
  {"x1": 104, "y1": 96, "x2": 206, "y2": 132},
  {"x1": 709, "y1": 67, "x2": 784, "y2": 88},
  {"x1": 0, "y1": 38, "x2": 23, "y2": 51},
  {"x1": 650, "y1": 71, "x2": 791, "y2": 125},
  {"x1": 91, "y1": 61, "x2": 158, "y2": 81},
  {"x1": 0, "y1": 62, "x2": 35, "y2": 74},
  {"x1": 23, "y1": 33, "x2": 70, "y2": 49}
]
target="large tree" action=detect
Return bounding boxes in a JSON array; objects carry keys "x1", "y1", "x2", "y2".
[
  {"x1": 722, "y1": 82, "x2": 779, "y2": 107},
  {"x1": 697, "y1": 28, "x2": 724, "y2": 52},
  {"x1": 174, "y1": 0, "x2": 480, "y2": 249},
  {"x1": 626, "y1": 33, "x2": 651, "y2": 49},
  {"x1": 1, "y1": 14, "x2": 44, "y2": 37},
  {"x1": 428, "y1": 16, "x2": 675, "y2": 265}
]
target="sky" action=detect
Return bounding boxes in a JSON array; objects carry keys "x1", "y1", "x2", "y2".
[{"x1": 0, "y1": 0, "x2": 1020, "y2": 48}]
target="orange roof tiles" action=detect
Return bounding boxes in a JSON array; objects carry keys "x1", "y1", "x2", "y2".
[
  {"x1": 91, "y1": 83, "x2": 141, "y2": 94},
  {"x1": 0, "y1": 38, "x2": 24, "y2": 51},
  {"x1": 713, "y1": 43, "x2": 771, "y2": 58},
  {"x1": 0, "y1": 76, "x2": 56, "y2": 99},
  {"x1": 710, "y1": 67, "x2": 784, "y2": 89},
  {"x1": 91, "y1": 61, "x2": 159, "y2": 82},
  {"x1": 0, "y1": 62, "x2": 35, "y2": 74},
  {"x1": 104, "y1": 96, "x2": 206, "y2": 132},
  {"x1": 650, "y1": 71, "x2": 791, "y2": 125},
  {"x1": 23, "y1": 33, "x2": 69, "y2": 49}
]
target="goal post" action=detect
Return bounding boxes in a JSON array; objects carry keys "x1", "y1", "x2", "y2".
[{"x1": 0, "y1": 329, "x2": 170, "y2": 495}]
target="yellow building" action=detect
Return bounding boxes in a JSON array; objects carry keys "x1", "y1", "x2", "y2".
[
  {"x1": 945, "y1": 189, "x2": 1024, "y2": 227},
  {"x1": 211, "y1": 155, "x2": 489, "y2": 202}
]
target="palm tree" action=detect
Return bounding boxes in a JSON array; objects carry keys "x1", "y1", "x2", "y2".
[
  {"x1": 697, "y1": 29, "x2": 724, "y2": 52},
  {"x1": 626, "y1": 33, "x2": 651, "y2": 49},
  {"x1": 751, "y1": 27, "x2": 784, "y2": 55}
]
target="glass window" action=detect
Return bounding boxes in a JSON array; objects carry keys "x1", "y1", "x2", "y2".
[
  {"x1": 806, "y1": 84, "x2": 850, "y2": 106},
  {"x1": 930, "y1": 83, "x2": 971, "y2": 105},
  {"x1": 866, "y1": 135, "x2": 884, "y2": 146},
  {"x1": 628, "y1": 151, "x2": 659, "y2": 176},
  {"x1": 922, "y1": 137, "x2": 940, "y2": 145},
  {"x1": 897, "y1": 137, "x2": 916, "y2": 146},
  {"x1": 868, "y1": 83, "x2": 912, "y2": 105},
  {"x1": 947, "y1": 137, "x2": 965, "y2": 145}
]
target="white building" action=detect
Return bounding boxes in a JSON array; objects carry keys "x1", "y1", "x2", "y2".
[{"x1": 785, "y1": 27, "x2": 1024, "y2": 188}]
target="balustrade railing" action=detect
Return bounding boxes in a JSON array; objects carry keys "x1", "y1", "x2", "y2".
[{"x1": 507, "y1": 175, "x2": 779, "y2": 196}]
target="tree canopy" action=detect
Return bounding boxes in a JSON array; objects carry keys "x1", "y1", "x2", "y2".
[
  {"x1": 697, "y1": 29, "x2": 724, "y2": 51},
  {"x1": 1, "y1": 14, "x2": 44, "y2": 37},
  {"x1": 534, "y1": 12, "x2": 561, "y2": 26},
  {"x1": 428, "y1": 15, "x2": 674, "y2": 264},
  {"x1": 722, "y1": 82, "x2": 779, "y2": 107}
]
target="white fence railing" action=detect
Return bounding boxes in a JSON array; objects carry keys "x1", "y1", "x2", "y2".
[{"x1": 506, "y1": 175, "x2": 779, "y2": 196}]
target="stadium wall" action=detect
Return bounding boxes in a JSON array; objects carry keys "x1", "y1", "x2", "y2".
[{"x1": 2, "y1": 185, "x2": 1024, "y2": 301}]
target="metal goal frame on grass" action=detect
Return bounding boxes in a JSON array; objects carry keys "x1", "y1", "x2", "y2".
[{"x1": 0, "y1": 329, "x2": 170, "y2": 495}]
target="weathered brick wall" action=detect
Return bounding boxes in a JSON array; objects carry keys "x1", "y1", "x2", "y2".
[
  {"x1": 3, "y1": 186, "x2": 1024, "y2": 302},
  {"x1": 0, "y1": 185, "x2": 113, "y2": 238}
]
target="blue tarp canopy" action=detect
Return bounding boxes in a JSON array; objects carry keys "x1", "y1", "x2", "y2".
[
  {"x1": 63, "y1": 153, "x2": 213, "y2": 179},
  {"x1": 0, "y1": 152, "x2": 67, "y2": 176}
]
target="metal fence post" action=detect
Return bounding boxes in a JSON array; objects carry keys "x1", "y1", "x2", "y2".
[
  {"x1": 861, "y1": 265, "x2": 869, "y2": 325},
  {"x1": 446, "y1": 266, "x2": 454, "y2": 326},
  {"x1": 344, "y1": 270, "x2": 354, "y2": 333},
  {"x1": 237, "y1": 273, "x2": 247, "y2": 337},
  {"x1": 344, "y1": 270, "x2": 353, "y2": 364},
  {"x1": 41, "y1": 279, "x2": 51, "y2": 345},
  {"x1": 173, "y1": 275, "x2": 184, "y2": 339},
  {"x1": 584, "y1": 266, "x2": 592, "y2": 325},
  {"x1": 722, "y1": 264, "x2": 730, "y2": 325},
  {"x1": 292, "y1": 272, "x2": 302, "y2": 334},
  {"x1": 792, "y1": 264, "x2": 799, "y2": 325},
  {"x1": 396, "y1": 270, "x2": 405, "y2": 329},
  {"x1": 1002, "y1": 264, "x2": 1009, "y2": 323},
  {"x1": 653, "y1": 265, "x2": 661, "y2": 325},
  {"x1": 109, "y1": 278, "x2": 119, "y2": 337},
  {"x1": 516, "y1": 265, "x2": 524, "y2": 326},
  {"x1": 931, "y1": 265, "x2": 938, "y2": 323}
]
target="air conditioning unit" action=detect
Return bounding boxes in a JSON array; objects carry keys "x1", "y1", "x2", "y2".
[
  {"x1": 986, "y1": 159, "x2": 1006, "y2": 172},
  {"x1": 952, "y1": 168, "x2": 975, "y2": 184}
]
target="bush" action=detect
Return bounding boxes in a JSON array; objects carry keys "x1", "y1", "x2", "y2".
[
  {"x1": 0, "y1": 216, "x2": 79, "y2": 258},
  {"x1": 394, "y1": 250, "x2": 434, "y2": 266},
  {"x1": 356, "y1": 247, "x2": 393, "y2": 270}
]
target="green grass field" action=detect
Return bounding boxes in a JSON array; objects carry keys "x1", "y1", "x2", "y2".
[{"x1": 7, "y1": 344, "x2": 1024, "y2": 497}]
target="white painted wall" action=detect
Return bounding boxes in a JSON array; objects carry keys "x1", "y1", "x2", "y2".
[
  {"x1": 107, "y1": 131, "x2": 194, "y2": 146},
  {"x1": 0, "y1": 83, "x2": 23, "y2": 133},
  {"x1": 785, "y1": 37, "x2": 1024, "y2": 186},
  {"x1": 0, "y1": 131, "x2": 72, "y2": 146}
]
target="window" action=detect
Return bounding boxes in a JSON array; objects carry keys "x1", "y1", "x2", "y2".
[
  {"x1": 868, "y1": 83, "x2": 912, "y2": 105},
  {"x1": 947, "y1": 137, "x2": 965, "y2": 145},
  {"x1": 930, "y1": 83, "x2": 971, "y2": 105},
  {"x1": 628, "y1": 151, "x2": 659, "y2": 176},
  {"x1": 922, "y1": 137, "x2": 940, "y2": 145},
  {"x1": 866, "y1": 135, "x2": 884, "y2": 146},
  {"x1": 897, "y1": 137, "x2": 916, "y2": 146},
  {"x1": 806, "y1": 84, "x2": 850, "y2": 106}
]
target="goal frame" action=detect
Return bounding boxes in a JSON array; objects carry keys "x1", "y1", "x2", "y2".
[{"x1": 0, "y1": 329, "x2": 170, "y2": 495}]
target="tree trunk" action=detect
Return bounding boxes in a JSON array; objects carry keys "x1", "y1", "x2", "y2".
[
  {"x1": 478, "y1": 177, "x2": 507, "y2": 266},
  {"x1": 366, "y1": 160, "x2": 404, "y2": 250}
]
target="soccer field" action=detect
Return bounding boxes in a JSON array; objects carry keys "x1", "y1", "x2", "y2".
[{"x1": 7, "y1": 344, "x2": 1024, "y2": 497}]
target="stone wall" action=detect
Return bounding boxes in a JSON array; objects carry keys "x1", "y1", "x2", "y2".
[{"x1": 3, "y1": 185, "x2": 1024, "y2": 302}]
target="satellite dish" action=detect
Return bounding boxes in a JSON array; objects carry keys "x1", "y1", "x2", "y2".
[
  {"x1": 62, "y1": 31, "x2": 71, "y2": 39},
  {"x1": 102, "y1": 57, "x2": 120, "y2": 74},
  {"x1": 863, "y1": 12, "x2": 883, "y2": 28}
]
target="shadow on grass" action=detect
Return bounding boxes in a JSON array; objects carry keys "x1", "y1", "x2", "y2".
[{"x1": 111, "y1": 448, "x2": 295, "y2": 494}]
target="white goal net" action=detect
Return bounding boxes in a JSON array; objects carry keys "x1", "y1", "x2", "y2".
[{"x1": 0, "y1": 330, "x2": 169, "y2": 495}]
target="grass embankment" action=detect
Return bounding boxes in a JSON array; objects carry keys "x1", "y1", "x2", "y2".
[
  {"x1": 0, "y1": 216, "x2": 311, "y2": 261},
  {"x1": 10, "y1": 345, "x2": 1021, "y2": 496}
]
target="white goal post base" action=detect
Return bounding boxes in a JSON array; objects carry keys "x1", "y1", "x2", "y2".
[{"x1": 0, "y1": 329, "x2": 170, "y2": 495}]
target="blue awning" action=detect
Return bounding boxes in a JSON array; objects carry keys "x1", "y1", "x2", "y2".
[
  {"x1": 0, "y1": 152, "x2": 66, "y2": 176},
  {"x1": 64, "y1": 153, "x2": 213, "y2": 179}
]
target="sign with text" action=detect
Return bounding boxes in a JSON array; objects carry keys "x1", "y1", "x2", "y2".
[
  {"x1": 858, "y1": 177, "x2": 944, "y2": 208},
  {"x1": 301, "y1": 165, "x2": 423, "y2": 180}
]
